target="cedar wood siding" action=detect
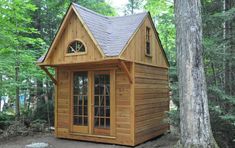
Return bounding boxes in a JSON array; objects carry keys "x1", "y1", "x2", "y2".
[
  {"x1": 134, "y1": 63, "x2": 169, "y2": 145},
  {"x1": 120, "y1": 14, "x2": 169, "y2": 145}
]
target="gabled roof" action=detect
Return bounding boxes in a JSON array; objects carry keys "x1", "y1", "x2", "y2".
[
  {"x1": 38, "y1": 3, "x2": 148, "y2": 63},
  {"x1": 37, "y1": 3, "x2": 169, "y2": 67},
  {"x1": 73, "y1": 3, "x2": 147, "y2": 56}
]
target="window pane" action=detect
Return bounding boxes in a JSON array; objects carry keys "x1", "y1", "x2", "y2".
[
  {"x1": 84, "y1": 117, "x2": 88, "y2": 126},
  {"x1": 74, "y1": 96, "x2": 78, "y2": 105},
  {"x1": 106, "y1": 96, "x2": 110, "y2": 106},
  {"x1": 100, "y1": 107, "x2": 104, "y2": 117},
  {"x1": 95, "y1": 96, "x2": 99, "y2": 105},
  {"x1": 106, "y1": 85, "x2": 110, "y2": 95},
  {"x1": 84, "y1": 106, "x2": 88, "y2": 115},
  {"x1": 100, "y1": 96, "x2": 104, "y2": 106},
  {"x1": 78, "y1": 116, "x2": 82, "y2": 125},
  {"x1": 74, "y1": 107, "x2": 78, "y2": 115},
  {"x1": 94, "y1": 118, "x2": 99, "y2": 127},
  {"x1": 100, "y1": 118, "x2": 104, "y2": 127},
  {"x1": 84, "y1": 96, "x2": 88, "y2": 105},
  {"x1": 78, "y1": 96, "x2": 82, "y2": 105},
  {"x1": 106, "y1": 118, "x2": 110, "y2": 128},
  {"x1": 73, "y1": 116, "x2": 79, "y2": 125},
  {"x1": 95, "y1": 107, "x2": 99, "y2": 116},
  {"x1": 95, "y1": 84, "x2": 99, "y2": 95},
  {"x1": 67, "y1": 41, "x2": 86, "y2": 53},
  {"x1": 78, "y1": 106, "x2": 82, "y2": 115},
  {"x1": 106, "y1": 108, "x2": 110, "y2": 117}
]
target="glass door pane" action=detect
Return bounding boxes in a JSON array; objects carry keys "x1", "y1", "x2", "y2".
[
  {"x1": 94, "y1": 73, "x2": 110, "y2": 131},
  {"x1": 73, "y1": 72, "x2": 88, "y2": 127}
]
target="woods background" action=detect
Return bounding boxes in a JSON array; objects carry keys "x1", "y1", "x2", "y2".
[{"x1": 0, "y1": 0, "x2": 234, "y2": 147}]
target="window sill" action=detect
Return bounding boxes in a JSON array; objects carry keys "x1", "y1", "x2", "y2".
[
  {"x1": 65, "y1": 52, "x2": 87, "y2": 56},
  {"x1": 145, "y1": 54, "x2": 152, "y2": 58}
]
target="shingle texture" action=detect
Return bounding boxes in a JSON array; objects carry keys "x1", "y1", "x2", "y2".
[{"x1": 73, "y1": 3, "x2": 147, "y2": 56}]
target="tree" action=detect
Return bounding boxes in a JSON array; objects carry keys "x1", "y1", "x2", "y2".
[
  {"x1": 124, "y1": 0, "x2": 143, "y2": 15},
  {"x1": 174, "y1": 0, "x2": 218, "y2": 147},
  {"x1": 0, "y1": 0, "x2": 38, "y2": 120}
]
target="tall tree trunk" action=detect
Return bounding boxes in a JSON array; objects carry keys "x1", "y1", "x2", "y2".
[
  {"x1": 224, "y1": 0, "x2": 235, "y2": 95},
  {"x1": 174, "y1": 0, "x2": 218, "y2": 147},
  {"x1": 15, "y1": 63, "x2": 20, "y2": 120}
]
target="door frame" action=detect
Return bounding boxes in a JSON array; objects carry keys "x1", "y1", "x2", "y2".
[{"x1": 70, "y1": 68, "x2": 116, "y2": 137}]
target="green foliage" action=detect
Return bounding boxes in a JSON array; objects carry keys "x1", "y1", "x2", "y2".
[
  {"x1": 0, "y1": 112, "x2": 15, "y2": 130},
  {"x1": 167, "y1": 109, "x2": 180, "y2": 128},
  {"x1": 124, "y1": 0, "x2": 144, "y2": 15}
]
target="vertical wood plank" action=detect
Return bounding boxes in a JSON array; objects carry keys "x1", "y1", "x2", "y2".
[
  {"x1": 54, "y1": 67, "x2": 58, "y2": 136},
  {"x1": 88, "y1": 71, "x2": 93, "y2": 134},
  {"x1": 130, "y1": 63, "x2": 135, "y2": 145},
  {"x1": 110, "y1": 69, "x2": 116, "y2": 136}
]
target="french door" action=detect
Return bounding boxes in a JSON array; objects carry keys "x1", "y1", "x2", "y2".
[
  {"x1": 71, "y1": 70, "x2": 113, "y2": 136},
  {"x1": 93, "y1": 71, "x2": 111, "y2": 135},
  {"x1": 71, "y1": 72, "x2": 89, "y2": 133}
]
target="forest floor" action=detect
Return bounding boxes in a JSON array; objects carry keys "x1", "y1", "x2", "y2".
[{"x1": 0, "y1": 129, "x2": 178, "y2": 148}]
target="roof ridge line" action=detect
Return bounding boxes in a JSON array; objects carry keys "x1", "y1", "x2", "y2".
[
  {"x1": 72, "y1": 2, "x2": 148, "y2": 19},
  {"x1": 72, "y1": 3, "x2": 109, "y2": 19}
]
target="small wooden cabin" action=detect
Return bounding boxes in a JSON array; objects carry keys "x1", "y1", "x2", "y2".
[{"x1": 37, "y1": 3, "x2": 169, "y2": 146}]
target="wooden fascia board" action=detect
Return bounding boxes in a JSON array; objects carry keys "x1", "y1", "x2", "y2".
[
  {"x1": 118, "y1": 61, "x2": 133, "y2": 84},
  {"x1": 71, "y1": 4, "x2": 105, "y2": 58},
  {"x1": 40, "y1": 66, "x2": 57, "y2": 85},
  {"x1": 119, "y1": 14, "x2": 148, "y2": 58},
  {"x1": 147, "y1": 13, "x2": 170, "y2": 67}
]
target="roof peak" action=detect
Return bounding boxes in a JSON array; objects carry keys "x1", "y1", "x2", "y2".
[{"x1": 72, "y1": 2, "x2": 148, "y2": 19}]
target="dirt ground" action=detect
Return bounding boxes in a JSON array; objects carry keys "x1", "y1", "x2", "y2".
[{"x1": 0, "y1": 132, "x2": 178, "y2": 148}]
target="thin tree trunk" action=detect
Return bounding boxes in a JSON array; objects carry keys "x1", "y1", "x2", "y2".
[
  {"x1": 224, "y1": 0, "x2": 235, "y2": 95},
  {"x1": 131, "y1": 0, "x2": 134, "y2": 14},
  {"x1": 174, "y1": 0, "x2": 218, "y2": 147},
  {"x1": 15, "y1": 63, "x2": 20, "y2": 120},
  {"x1": 211, "y1": 63, "x2": 217, "y2": 86}
]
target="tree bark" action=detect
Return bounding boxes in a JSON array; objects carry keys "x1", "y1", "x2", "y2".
[{"x1": 174, "y1": 0, "x2": 218, "y2": 147}]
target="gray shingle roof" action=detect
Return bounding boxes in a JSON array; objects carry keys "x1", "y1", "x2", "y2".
[{"x1": 73, "y1": 3, "x2": 147, "y2": 56}]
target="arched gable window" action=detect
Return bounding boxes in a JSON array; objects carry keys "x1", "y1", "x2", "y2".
[{"x1": 67, "y1": 40, "x2": 86, "y2": 54}]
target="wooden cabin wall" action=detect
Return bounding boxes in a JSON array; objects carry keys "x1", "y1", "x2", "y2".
[
  {"x1": 56, "y1": 68, "x2": 70, "y2": 134},
  {"x1": 134, "y1": 63, "x2": 169, "y2": 145},
  {"x1": 55, "y1": 64, "x2": 134, "y2": 145},
  {"x1": 45, "y1": 11, "x2": 103, "y2": 65},
  {"x1": 115, "y1": 63, "x2": 133, "y2": 145},
  {"x1": 121, "y1": 16, "x2": 168, "y2": 68}
]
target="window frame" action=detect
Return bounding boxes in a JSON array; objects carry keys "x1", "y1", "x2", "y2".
[
  {"x1": 66, "y1": 39, "x2": 87, "y2": 56},
  {"x1": 145, "y1": 27, "x2": 152, "y2": 57}
]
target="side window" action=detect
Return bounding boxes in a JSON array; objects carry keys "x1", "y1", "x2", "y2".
[
  {"x1": 67, "y1": 40, "x2": 86, "y2": 54},
  {"x1": 146, "y1": 27, "x2": 151, "y2": 56}
]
